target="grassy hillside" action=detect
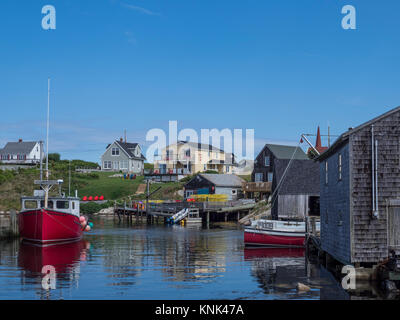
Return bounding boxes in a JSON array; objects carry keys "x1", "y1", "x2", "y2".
[{"x1": 0, "y1": 160, "x2": 185, "y2": 211}]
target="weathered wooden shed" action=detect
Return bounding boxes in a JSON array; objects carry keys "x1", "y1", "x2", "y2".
[
  {"x1": 271, "y1": 159, "x2": 320, "y2": 220},
  {"x1": 184, "y1": 174, "x2": 245, "y2": 200},
  {"x1": 317, "y1": 106, "x2": 400, "y2": 266}
]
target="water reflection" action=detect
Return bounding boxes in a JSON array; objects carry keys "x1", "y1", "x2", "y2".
[
  {"x1": 17, "y1": 240, "x2": 90, "y2": 299},
  {"x1": 0, "y1": 218, "x2": 397, "y2": 299}
]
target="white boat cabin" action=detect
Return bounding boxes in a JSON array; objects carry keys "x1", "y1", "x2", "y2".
[{"x1": 21, "y1": 196, "x2": 81, "y2": 217}]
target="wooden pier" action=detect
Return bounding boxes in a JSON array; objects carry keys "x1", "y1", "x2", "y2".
[{"x1": 114, "y1": 200, "x2": 256, "y2": 226}]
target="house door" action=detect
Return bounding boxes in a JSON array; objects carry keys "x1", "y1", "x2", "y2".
[{"x1": 160, "y1": 164, "x2": 167, "y2": 174}]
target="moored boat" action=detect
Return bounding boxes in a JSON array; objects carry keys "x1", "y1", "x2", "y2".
[
  {"x1": 19, "y1": 193, "x2": 83, "y2": 243},
  {"x1": 244, "y1": 219, "x2": 320, "y2": 248},
  {"x1": 18, "y1": 79, "x2": 90, "y2": 243}
]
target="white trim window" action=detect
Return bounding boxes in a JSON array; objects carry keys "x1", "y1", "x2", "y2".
[
  {"x1": 120, "y1": 161, "x2": 128, "y2": 170},
  {"x1": 265, "y1": 156, "x2": 270, "y2": 167},
  {"x1": 112, "y1": 147, "x2": 120, "y2": 156},
  {"x1": 103, "y1": 161, "x2": 112, "y2": 169},
  {"x1": 255, "y1": 173, "x2": 263, "y2": 182},
  {"x1": 268, "y1": 172, "x2": 273, "y2": 182}
]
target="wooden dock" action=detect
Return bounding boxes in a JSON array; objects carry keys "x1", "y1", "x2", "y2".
[{"x1": 114, "y1": 200, "x2": 256, "y2": 226}]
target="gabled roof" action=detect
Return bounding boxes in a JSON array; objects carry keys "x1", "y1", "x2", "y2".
[
  {"x1": 199, "y1": 173, "x2": 245, "y2": 187},
  {"x1": 316, "y1": 105, "x2": 400, "y2": 161},
  {"x1": 263, "y1": 144, "x2": 309, "y2": 160},
  {"x1": 176, "y1": 141, "x2": 223, "y2": 152},
  {"x1": 273, "y1": 159, "x2": 320, "y2": 195},
  {"x1": 0, "y1": 141, "x2": 38, "y2": 155},
  {"x1": 108, "y1": 141, "x2": 146, "y2": 160}
]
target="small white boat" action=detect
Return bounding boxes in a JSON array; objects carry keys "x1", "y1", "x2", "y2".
[{"x1": 244, "y1": 219, "x2": 320, "y2": 247}]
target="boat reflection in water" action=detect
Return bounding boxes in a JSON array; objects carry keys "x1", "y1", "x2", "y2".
[
  {"x1": 18, "y1": 239, "x2": 90, "y2": 297},
  {"x1": 244, "y1": 247, "x2": 317, "y2": 298}
]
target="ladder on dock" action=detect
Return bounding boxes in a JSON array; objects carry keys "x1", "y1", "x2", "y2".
[{"x1": 168, "y1": 208, "x2": 189, "y2": 224}]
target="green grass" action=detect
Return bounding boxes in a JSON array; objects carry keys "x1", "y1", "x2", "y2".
[{"x1": 76, "y1": 172, "x2": 146, "y2": 200}]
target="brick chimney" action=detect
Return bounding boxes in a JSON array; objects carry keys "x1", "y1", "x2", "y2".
[
  {"x1": 18, "y1": 138, "x2": 23, "y2": 143},
  {"x1": 120, "y1": 137, "x2": 123, "y2": 143}
]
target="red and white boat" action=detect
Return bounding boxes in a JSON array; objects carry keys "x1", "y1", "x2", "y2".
[
  {"x1": 18, "y1": 79, "x2": 88, "y2": 243},
  {"x1": 19, "y1": 192, "x2": 83, "y2": 243},
  {"x1": 244, "y1": 219, "x2": 320, "y2": 248}
]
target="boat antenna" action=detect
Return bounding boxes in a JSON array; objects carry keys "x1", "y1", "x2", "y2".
[
  {"x1": 46, "y1": 78, "x2": 50, "y2": 179},
  {"x1": 44, "y1": 78, "x2": 50, "y2": 208},
  {"x1": 69, "y1": 160, "x2": 71, "y2": 197}
]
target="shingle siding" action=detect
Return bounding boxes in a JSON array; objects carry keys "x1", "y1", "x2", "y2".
[
  {"x1": 320, "y1": 107, "x2": 400, "y2": 265},
  {"x1": 320, "y1": 143, "x2": 351, "y2": 265}
]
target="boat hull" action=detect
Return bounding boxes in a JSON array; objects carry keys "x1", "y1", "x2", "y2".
[
  {"x1": 244, "y1": 228, "x2": 305, "y2": 248},
  {"x1": 18, "y1": 209, "x2": 83, "y2": 243}
]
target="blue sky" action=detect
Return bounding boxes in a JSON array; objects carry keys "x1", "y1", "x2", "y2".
[{"x1": 1, "y1": 0, "x2": 400, "y2": 163}]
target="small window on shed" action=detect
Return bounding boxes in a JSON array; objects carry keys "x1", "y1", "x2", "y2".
[
  {"x1": 338, "y1": 154, "x2": 342, "y2": 181},
  {"x1": 265, "y1": 156, "x2": 270, "y2": 167}
]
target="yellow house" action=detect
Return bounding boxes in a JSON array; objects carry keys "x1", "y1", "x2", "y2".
[{"x1": 153, "y1": 141, "x2": 236, "y2": 175}]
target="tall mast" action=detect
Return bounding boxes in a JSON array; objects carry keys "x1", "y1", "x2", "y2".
[
  {"x1": 46, "y1": 78, "x2": 50, "y2": 179},
  {"x1": 44, "y1": 78, "x2": 50, "y2": 208}
]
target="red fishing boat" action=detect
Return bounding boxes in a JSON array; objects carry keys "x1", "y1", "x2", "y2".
[
  {"x1": 18, "y1": 79, "x2": 90, "y2": 243},
  {"x1": 19, "y1": 193, "x2": 84, "y2": 243},
  {"x1": 244, "y1": 219, "x2": 320, "y2": 248}
]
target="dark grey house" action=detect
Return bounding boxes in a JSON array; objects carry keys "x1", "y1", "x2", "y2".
[
  {"x1": 317, "y1": 106, "x2": 400, "y2": 266},
  {"x1": 184, "y1": 174, "x2": 245, "y2": 200},
  {"x1": 252, "y1": 144, "x2": 309, "y2": 183},
  {"x1": 271, "y1": 159, "x2": 320, "y2": 220}
]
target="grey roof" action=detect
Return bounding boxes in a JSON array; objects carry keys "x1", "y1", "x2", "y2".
[
  {"x1": 0, "y1": 141, "x2": 37, "y2": 155},
  {"x1": 178, "y1": 141, "x2": 223, "y2": 152},
  {"x1": 273, "y1": 159, "x2": 320, "y2": 195},
  {"x1": 316, "y1": 105, "x2": 400, "y2": 161},
  {"x1": 199, "y1": 173, "x2": 245, "y2": 187},
  {"x1": 264, "y1": 144, "x2": 309, "y2": 160},
  {"x1": 115, "y1": 141, "x2": 146, "y2": 160}
]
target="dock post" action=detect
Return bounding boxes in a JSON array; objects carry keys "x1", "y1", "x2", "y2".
[
  {"x1": 10, "y1": 209, "x2": 18, "y2": 237},
  {"x1": 206, "y1": 211, "x2": 210, "y2": 229},
  {"x1": 236, "y1": 211, "x2": 240, "y2": 222},
  {"x1": 224, "y1": 212, "x2": 228, "y2": 222}
]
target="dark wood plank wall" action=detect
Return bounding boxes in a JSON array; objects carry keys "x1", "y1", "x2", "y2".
[
  {"x1": 251, "y1": 147, "x2": 275, "y2": 182},
  {"x1": 350, "y1": 111, "x2": 400, "y2": 263}
]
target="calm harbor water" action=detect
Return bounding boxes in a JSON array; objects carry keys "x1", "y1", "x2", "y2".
[{"x1": 0, "y1": 217, "x2": 387, "y2": 300}]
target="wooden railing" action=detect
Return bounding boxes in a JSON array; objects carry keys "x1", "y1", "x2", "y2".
[{"x1": 242, "y1": 181, "x2": 272, "y2": 193}]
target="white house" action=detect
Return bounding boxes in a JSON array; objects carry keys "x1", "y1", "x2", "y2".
[
  {"x1": 0, "y1": 139, "x2": 42, "y2": 164},
  {"x1": 101, "y1": 138, "x2": 146, "y2": 174}
]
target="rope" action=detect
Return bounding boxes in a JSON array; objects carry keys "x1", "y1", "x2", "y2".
[
  {"x1": 42, "y1": 209, "x2": 82, "y2": 234},
  {"x1": 269, "y1": 142, "x2": 302, "y2": 218}
]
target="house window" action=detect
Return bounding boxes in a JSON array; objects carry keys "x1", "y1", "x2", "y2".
[
  {"x1": 265, "y1": 156, "x2": 270, "y2": 167},
  {"x1": 113, "y1": 161, "x2": 119, "y2": 170},
  {"x1": 255, "y1": 173, "x2": 263, "y2": 182},
  {"x1": 338, "y1": 154, "x2": 342, "y2": 181},
  {"x1": 104, "y1": 161, "x2": 112, "y2": 169},
  {"x1": 112, "y1": 148, "x2": 119, "y2": 156},
  {"x1": 268, "y1": 172, "x2": 273, "y2": 182},
  {"x1": 226, "y1": 165, "x2": 230, "y2": 173},
  {"x1": 120, "y1": 161, "x2": 128, "y2": 170},
  {"x1": 204, "y1": 164, "x2": 207, "y2": 171},
  {"x1": 185, "y1": 149, "x2": 190, "y2": 158},
  {"x1": 325, "y1": 161, "x2": 328, "y2": 185}
]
